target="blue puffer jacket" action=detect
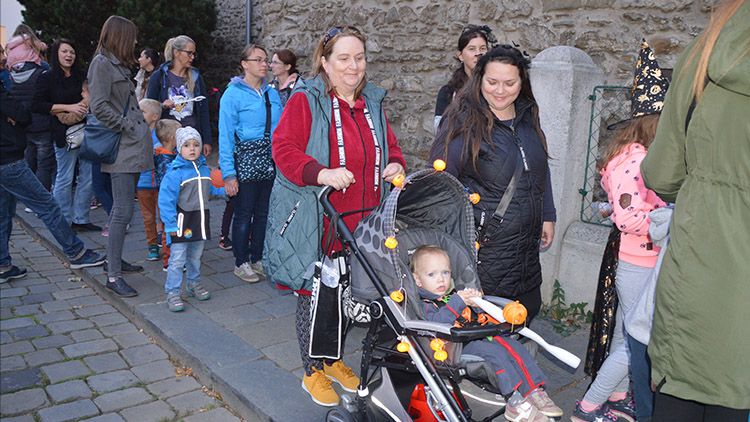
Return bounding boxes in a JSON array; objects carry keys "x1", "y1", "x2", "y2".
[
  {"x1": 158, "y1": 155, "x2": 225, "y2": 245},
  {"x1": 137, "y1": 130, "x2": 162, "y2": 190},
  {"x1": 146, "y1": 61, "x2": 212, "y2": 145},
  {"x1": 218, "y1": 76, "x2": 282, "y2": 180}
]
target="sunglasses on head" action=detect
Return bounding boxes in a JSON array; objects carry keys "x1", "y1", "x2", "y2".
[{"x1": 323, "y1": 26, "x2": 361, "y2": 46}]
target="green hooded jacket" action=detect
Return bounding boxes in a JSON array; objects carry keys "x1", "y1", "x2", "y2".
[{"x1": 641, "y1": 2, "x2": 750, "y2": 409}]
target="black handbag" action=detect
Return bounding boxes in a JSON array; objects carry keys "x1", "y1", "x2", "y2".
[
  {"x1": 79, "y1": 95, "x2": 130, "y2": 164},
  {"x1": 234, "y1": 91, "x2": 275, "y2": 182}
]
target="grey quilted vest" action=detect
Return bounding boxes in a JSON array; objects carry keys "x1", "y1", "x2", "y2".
[{"x1": 263, "y1": 76, "x2": 390, "y2": 291}]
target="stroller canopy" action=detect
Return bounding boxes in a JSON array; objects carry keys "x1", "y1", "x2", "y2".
[{"x1": 351, "y1": 169, "x2": 480, "y2": 319}]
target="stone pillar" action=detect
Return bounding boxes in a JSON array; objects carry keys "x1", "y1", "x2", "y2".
[{"x1": 529, "y1": 46, "x2": 606, "y2": 305}]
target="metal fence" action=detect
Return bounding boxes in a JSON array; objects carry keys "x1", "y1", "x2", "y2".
[{"x1": 580, "y1": 85, "x2": 631, "y2": 226}]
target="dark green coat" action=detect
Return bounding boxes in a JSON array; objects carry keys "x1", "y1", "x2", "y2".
[{"x1": 641, "y1": 2, "x2": 750, "y2": 409}]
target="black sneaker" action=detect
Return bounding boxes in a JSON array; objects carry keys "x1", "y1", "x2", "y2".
[
  {"x1": 71, "y1": 222, "x2": 103, "y2": 232},
  {"x1": 106, "y1": 277, "x2": 138, "y2": 297},
  {"x1": 219, "y1": 236, "x2": 232, "y2": 251},
  {"x1": 103, "y1": 259, "x2": 143, "y2": 274},
  {"x1": 0, "y1": 266, "x2": 27, "y2": 283},
  {"x1": 571, "y1": 401, "x2": 626, "y2": 422},
  {"x1": 69, "y1": 249, "x2": 106, "y2": 269},
  {"x1": 607, "y1": 393, "x2": 636, "y2": 422}
]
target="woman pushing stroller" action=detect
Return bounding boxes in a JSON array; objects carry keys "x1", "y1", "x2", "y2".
[{"x1": 265, "y1": 25, "x2": 405, "y2": 407}]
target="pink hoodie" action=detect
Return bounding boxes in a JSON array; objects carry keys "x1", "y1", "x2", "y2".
[
  {"x1": 6, "y1": 35, "x2": 46, "y2": 70},
  {"x1": 600, "y1": 143, "x2": 667, "y2": 267}
]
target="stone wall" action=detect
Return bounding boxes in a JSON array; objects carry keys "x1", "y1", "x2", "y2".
[{"x1": 208, "y1": 0, "x2": 714, "y2": 166}]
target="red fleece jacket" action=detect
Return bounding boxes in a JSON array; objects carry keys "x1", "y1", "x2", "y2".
[{"x1": 272, "y1": 91, "x2": 405, "y2": 254}]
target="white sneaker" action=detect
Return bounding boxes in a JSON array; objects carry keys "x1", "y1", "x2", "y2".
[
  {"x1": 234, "y1": 262, "x2": 260, "y2": 283},
  {"x1": 24, "y1": 207, "x2": 33, "y2": 213}
]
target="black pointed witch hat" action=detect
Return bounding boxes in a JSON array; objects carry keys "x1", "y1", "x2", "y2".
[
  {"x1": 608, "y1": 40, "x2": 671, "y2": 130},
  {"x1": 631, "y1": 39, "x2": 670, "y2": 118}
]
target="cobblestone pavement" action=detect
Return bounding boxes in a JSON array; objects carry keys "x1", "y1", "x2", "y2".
[
  {"x1": 0, "y1": 222, "x2": 244, "y2": 422},
  {"x1": 13, "y1": 195, "x2": 591, "y2": 421}
]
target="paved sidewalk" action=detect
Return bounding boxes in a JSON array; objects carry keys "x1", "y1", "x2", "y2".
[
  {"x1": 1, "y1": 222, "x2": 242, "y2": 422},
  {"x1": 12, "y1": 198, "x2": 592, "y2": 421}
]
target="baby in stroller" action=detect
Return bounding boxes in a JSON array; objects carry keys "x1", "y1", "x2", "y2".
[{"x1": 412, "y1": 245, "x2": 562, "y2": 422}]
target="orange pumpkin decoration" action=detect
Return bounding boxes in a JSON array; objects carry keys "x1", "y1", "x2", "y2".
[
  {"x1": 384, "y1": 236, "x2": 398, "y2": 249},
  {"x1": 390, "y1": 290, "x2": 405, "y2": 303},
  {"x1": 469, "y1": 193, "x2": 481, "y2": 204},
  {"x1": 503, "y1": 301, "x2": 528, "y2": 325},
  {"x1": 210, "y1": 169, "x2": 225, "y2": 188},
  {"x1": 433, "y1": 159, "x2": 446, "y2": 171},
  {"x1": 393, "y1": 174, "x2": 405, "y2": 187},
  {"x1": 430, "y1": 338, "x2": 445, "y2": 351},
  {"x1": 397, "y1": 341, "x2": 410, "y2": 352},
  {"x1": 434, "y1": 350, "x2": 448, "y2": 361}
]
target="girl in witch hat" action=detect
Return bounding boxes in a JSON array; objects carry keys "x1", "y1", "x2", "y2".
[{"x1": 572, "y1": 40, "x2": 670, "y2": 422}]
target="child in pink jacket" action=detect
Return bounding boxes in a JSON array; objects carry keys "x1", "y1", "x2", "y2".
[
  {"x1": 6, "y1": 31, "x2": 47, "y2": 71},
  {"x1": 572, "y1": 40, "x2": 669, "y2": 422}
]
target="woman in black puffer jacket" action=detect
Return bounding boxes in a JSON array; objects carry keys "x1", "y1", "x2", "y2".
[{"x1": 429, "y1": 45, "x2": 556, "y2": 320}]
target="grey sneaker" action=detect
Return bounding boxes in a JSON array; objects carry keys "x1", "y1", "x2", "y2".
[
  {"x1": 234, "y1": 262, "x2": 260, "y2": 283},
  {"x1": 528, "y1": 388, "x2": 563, "y2": 418},
  {"x1": 250, "y1": 260, "x2": 265, "y2": 276},
  {"x1": 505, "y1": 393, "x2": 549, "y2": 422},
  {"x1": 186, "y1": 283, "x2": 210, "y2": 301},
  {"x1": 166, "y1": 292, "x2": 184, "y2": 312}
]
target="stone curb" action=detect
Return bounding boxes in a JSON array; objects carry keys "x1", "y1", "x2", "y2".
[{"x1": 14, "y1": 215, "x2": 271, "y2": 422}]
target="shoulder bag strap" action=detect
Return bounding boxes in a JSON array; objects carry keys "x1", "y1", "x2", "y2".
[
  {"x1": 478, "y1": 153, "x2": 524, "y2": 244},
  {"x1": 122, "y1": 95, "x2": 130, "y2": 118},
  {"x1": 264, "y1": 91, "x2": 272, "y2": 138}
]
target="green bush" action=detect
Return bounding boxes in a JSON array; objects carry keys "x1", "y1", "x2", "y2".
[{"x1": 19, "y1": 0, "x2": 217, "y2": 69}]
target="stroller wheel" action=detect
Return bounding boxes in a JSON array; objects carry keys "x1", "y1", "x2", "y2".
[{"x1": 326, "y1": 406, "x2": 356, "y2": 422}]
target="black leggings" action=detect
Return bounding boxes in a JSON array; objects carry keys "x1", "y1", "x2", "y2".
[
  {"x1": 653, "y1": 388, "x2": 749, "y2": 422},
  {"x1": 506, "y1": 285, "x2": 542, "y2": 322}
]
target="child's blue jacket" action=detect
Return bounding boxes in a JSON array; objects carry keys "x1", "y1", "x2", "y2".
[{"x1": 158, "y1": 155, "x2": 224, "y2": 245}]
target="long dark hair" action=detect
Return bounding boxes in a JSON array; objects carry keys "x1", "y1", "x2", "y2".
[
  {"x1": 142, "y1": 48, "x2": 163, "y2": 69},
  {"x1": 435, "y1": 45, "x2": 547, "y2": 171},
  {"x1": 49, "y1": 38, "x2": 85, "y2": 84},
  {"x1": 446, "y1": 25, "x2": 492, "y2": 95}
]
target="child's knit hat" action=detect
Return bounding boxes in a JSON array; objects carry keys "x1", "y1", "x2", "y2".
[{"x1": 175, "y1": 126, "x2": 202, "y2": 153}]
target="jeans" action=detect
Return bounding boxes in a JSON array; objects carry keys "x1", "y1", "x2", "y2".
[
  {"x1": 107, "y1": 173, "x2": 138, "y2": 278},
  {"x1": 0, "y1": 159, "x2": 84, "y2": 266},
  {"x1": 91, "y1": 162, "x2": 113, "y2": 215},
  {"x1": 24, "y1": 132, "x2": 55, "y2": 191},
  {"x1": 627, "y1": 333, "x2": 654, "y2": 420},
  {"x1": 232, "y1": 179, "x2": 273, "y2": 267},
  {"x1": 53, "y1": 145, "x2": 93, "y2": 224},
  {"x1": 165, "y1": 240, "x2": 204, "y2": 294}
]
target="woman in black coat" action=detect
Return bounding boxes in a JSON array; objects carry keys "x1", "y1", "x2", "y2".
[
  {"x1": 429, "y1": 45, "x2": 556, "y2": 320},
  {"x1": 33, "y1": 39, "x2": 98, "y2": 231}
]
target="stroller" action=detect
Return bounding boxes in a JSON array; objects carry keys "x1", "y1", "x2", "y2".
[{"x1": 319, "y1": 167, "x2": 577, "y2": 422}]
